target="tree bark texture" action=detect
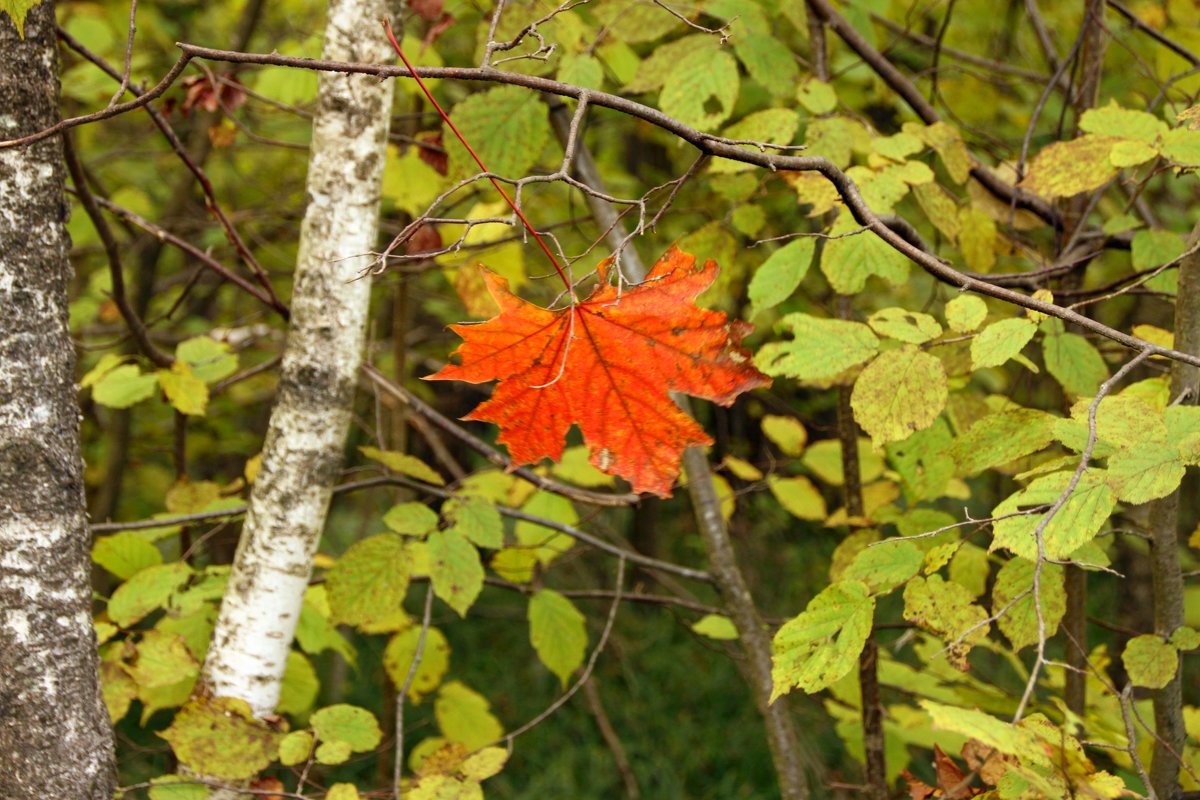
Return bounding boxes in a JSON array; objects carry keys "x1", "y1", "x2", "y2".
[
  {"x1": 0, "y1": 3, "x2": 116, "y2": 797},
  {"x1": 1147, "y1": 222, "x2": 1200, "y2": 800},
  {"x1": 201, "y1": 0, "x2": 394, "y2": 718}
]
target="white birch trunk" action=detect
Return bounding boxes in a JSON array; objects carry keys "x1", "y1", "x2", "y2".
[
  {"x1": 0, "y1": 3, "x2": 116, "y2": 797},
  {"x1": 201, "y1": 0, "x2": 394, "y2": 717}
]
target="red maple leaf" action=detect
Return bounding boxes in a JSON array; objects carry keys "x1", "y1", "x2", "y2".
[{"x1": 427, "y1": 247, "x2": 770, "y2": 496}]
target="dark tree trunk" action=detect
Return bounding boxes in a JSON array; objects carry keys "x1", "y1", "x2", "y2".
[{"x1": 0, "y1": 3, "x2": 116, "y2": 797}]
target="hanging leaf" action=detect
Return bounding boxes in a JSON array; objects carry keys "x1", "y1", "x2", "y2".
[
  {"x1": 902, "y1": 576, "x2": 989, "y2": 669},
  {"x1": 992, "y1": 558, "x2": 1065, "y2": 651},
  {"x1": 659, "y1": 48, "x2": 739, "y2": 132},
  {"x1": 851, "y1": 346, "x2": 948, "y2": 445},
  {"x1": 771, "y1": 580, "x2": 874, "y2": 698},
  {"x1": 428, "y1": 248, "x2": 769, "y2": 496},
  {"x1": 1123, "y1": 635, "x2": 1179, "y2": 689},
  {"x1": 326, "y1": 534, "x2": 410, "y2": 628},
  {"x1": 528, "y1": 589, "x2": 587, "y2": 686},
  {"x1": 991, "y1": 470, "x2": 1115, "y2": 561},
  {"x1": 384, "y1": 626, "x2": 451, "y2": 703},
  {"x1": 747, "y1": 238, "x2": 814, "y2": 316},
  {"x1": 971, "y1": 318, "x2": 1037, "y2": 370},
  {"x1": 428, "y1": 528, "x2": 484, "y2": 617},
  {"x1": 443, "y1": 86, "x2": 550, "y2": 181},
  {"x1": 435, "y1": 681, "x2": 504, "y2": 750}
]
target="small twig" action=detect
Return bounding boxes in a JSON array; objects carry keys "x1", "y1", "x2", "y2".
[{"x1": 395, "y1": 585, "x2": 434, "y2": 798}]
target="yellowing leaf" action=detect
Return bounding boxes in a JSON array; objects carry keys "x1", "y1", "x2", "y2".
[
  {"x1": 902, "y1": 576, "x2": 989, "y2": 669},
  {"x1": 771, "y1": 580, "x2": 874, "y2": 698},
  {"x1": 360, "y1": 446, "x2": 446, "y2": 485},
  {"x1": 108, "y1": 562, "x2": 192, "y2": 628},
  {"x1": 841, "y1": 539, "x2": 923, "y2": 594},
  {"x1": 435, "y1": 681, "x2": 504, "y2": 750},
  {"x1": 1124, "y1": 634, "x2": 1178, "y2": 689},
  {"x1": 991, "y1": 470, "x2": 1115, "y2": 561},
  {"x1": 528, "y1": 589, "x2": 587, "y2": 686},
  {"x1": 278, "y1": 730, "x2": 313, "y2": 766},
  {"x1": 91, "y1": 363, "x2": 158, "y2": 409},
  {"x1": 175, "y1": 336, "x2": 238, "y2": 383},
  {"x1": 384, "y1": 626, "x2": 450, "y2": 703},
  {"x1": 92, "y1": 533, "x2": 163, "y2": 580},
  {"x1": 443, "y1": 495, "x2": 503, "y2": 548},
  {"x1": 459, "y1": 747, "x2": 509, "y2": 781},
  {"x1": 947, "y1": 408, "x2": 1058, "y2": 475},
  {"x1": 1021, "y1": 134, "x2": 1123, "y2": 198},
  {"x1": 157, "y1": 361, "x2": 208, "y2": 416},
  {"x1": 761, "y1": 415, "x2": 807, "y2": 456},
  {"x1": 127, "y1": 630, "x2": 198, "y2": 689},
  {"x1": 851, "y1": 346, "x2": 948, "y2": 445},
  {"x1": 768, "y1": 474, "x2": 827, "y2": 520},
  {"x1": 159, "y1": 697, "x2": 279, "y2": 780},
  {"x1": 691, "y1": 614, "x2": 739, "y2": 640},
  {"x1": 958, "y1": 205, "x2": 997, "y2": 272},
  {"x1": 1042, "y1": 325, "x2": 1108, "y2": 397},
  {"x1": 660, "y1": 48, "x2": 738, "y2": 132},
  {"x1": 311, "y1": 704, "x2": 382, "y2": 752},
  {"x1": 796, "y1": 78, "x2": 837, "y2": 113},
  {"x1": 820, "y1": 218, "x2": 909, "y2": 294},
  {"x1": 277, "y1": 651, "x2": 319, "y2": 716},
  {"x1": 971, "y1": 318, "x2": 1037, "y2": 370},
  {"x1": 992, "y1": 558, "x2": 1065, "y2": 651},
  {"x1": 444, "y1": 86, "x2": 550, "y2": 181},
  {"x1": 326, "y1": 534, "x2": 411, "y2": 628},
  {"x1": 382, "y1": 502, "x2": 439, "y2": 537},
  {"x1": 867, "y1": 307, "x2": 943, "y2": 344},
  {"x1": 1106, "y1": 443, "x2": 1185, "y2": 503}
]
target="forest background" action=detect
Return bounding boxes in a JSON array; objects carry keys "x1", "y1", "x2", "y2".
[{"x1": 5, "y1": 0, "x2": 1200, "y2": 798}]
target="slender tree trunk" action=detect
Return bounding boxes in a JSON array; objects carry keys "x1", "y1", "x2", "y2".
[
  {"x1": 1146, "y1": 224, "x2": 1200, "y2": 800},
  {"x1": 201, "y1": 0, "x2": 394, "y2": 717},
  {"x1": 0, "y1": 4, "x2": 116, "y2": 797}
]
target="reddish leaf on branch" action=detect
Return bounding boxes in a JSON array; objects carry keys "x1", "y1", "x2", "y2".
[{"x1": 427, "y1": 247, "x2": 770, "y2": 496}]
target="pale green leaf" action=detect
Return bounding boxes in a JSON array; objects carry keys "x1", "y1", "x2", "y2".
[
  {"x1": 754, "y1": 313, "x2": 879, "y2": 381},
  {"x1": 127, "y1": 630, "x2": 198, "y2": 689},
  {"x1": 316, "y1": 740, "x2": 353, "y2": 765},
  {"x1": 1106, "y1": 443, "x2": 1185, "y2": 503},
  {"x1": 1043, "y1": 327, "x2": 1109, "y2": 397},
  {"x1": 921, "y1": 701, "x2": 1025, "y2": 756},
  {"x1": 623, "y1": 34, "x2": 714, "y2": 93},
  {"x1": 311, "y1": 704, "x2": 382, "y2": 752},
  {"x1": 428, "y1": 529, "x2": 484, "y2": 617},
  {"x1": 384, "y1": 626, "x2": 450, "y2": 703},
  {"x1": 971, "y1": 318, "x2": 1037, "y2": 369},
  {"x1": 691, "y1": 614, "x2": 739, "y2": 640},
  {"x1": 277, "y1": 650, "x2": 319, "y2": 716},
  {"x1": 734, "y1": 32, "x2": 799, "y2": 98},
  {"x1": 851, "y1": 346, "x2": 948, "y2": 445},
  {"x1": 803, "y1": 438, "x2": 885, "y2": 485},
  {"x1": 1171, "y1": 626, "x2": 1200, "y2": 650},
  {"x1": 659, "y1": 48, "x2": 738, "y2": 132},
  {"x1": 460, "y1": 747, "x2": 509, "y2": 780},
  {"x1": 91, "y1": 364, "x2": 158, "y2": 409},
  {"x1": 867, "y1": 307, "x2": 943, "y2": 344},
  {"x1": 820, "y1": 217, "x2": 909, "y2": 293},
  {"x1": 175, "y1": 336, "x2": 238, "y2": 383},
  {"x1": 556, "y1": 53, "x2": 604, "y2": 90},
  {"x1": 514, "y1": 491, "x2": 576, "y2": 566},
  {"x1": 1159, "y1": 126, "x2": 1200, "y2": 165},
  {"x1": 711, "y1": 108, "x2": 800, "y2": 174},
  {"x1": 444, "y1": 495, "x2": 503, "y2": 548},
  {"x1": 948, "y1": 408, "x2": 1058, "y2": 475},
  {"x1": 887, "y1": 418, "x2": 954, "y2": 501},
  {"x1": 992, "y1": 558, "x2": 1065, "y2": 651},
  {"x1": 771, "y1": 580, "x2": 874, "y2": 698},
  {"x1": 148, "y1": 776, "x2": 207, "y2": 800},
  {"x1": 435, "y1": 681, "x2": 504, "y2": 750},
  {"x1": 991, "y1": 470, "x2": 1115, "y2": 560},
  {"x1": 1079, "y1": 103, "x2": 1167, "y2": 142},
  {"x1": 528, "y1": 589, "x2": 587, "y2": 686},
  {"x1": 444, "y1": 86, "x2": 550, "y2": 181},
  {"x1": 359, "y1": 446, "x2": 445, "y2": 485},
  {"x1": 382, "y1": 502, "x2": 439, "y2": 537},
  {"x1": 1, "y1": 0, "x2": 41, "y2": 37},
  {"x1": 1110, "y1": 139, "x2": 1158, "y2": 167},
  {"x1": 92, "y1": 533, "x2": 163, "y2": 580},
  {"x1": 1124, "y1": 634, "x2": 1178, "y2": 689},
  {"x1": 842, "y1": 539, "x2": 923, "y2": 594},
  {"x1": 326, "y1": 534, "x2": 410, "y2": 628},
  {"x1": 796, "y1": 77, "x2": 837, "y2": 114},
  {"x1": 278, "y1": 730, "x2": 314, "y2": 766},
  {"x1": 747, "y1": 238, "x2": 814, "y2": 315},
  {"x1": 108, "y1": 562, "x2": 192, "y2": 628}
]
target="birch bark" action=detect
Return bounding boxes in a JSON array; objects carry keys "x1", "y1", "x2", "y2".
[
  {"x1": 200, "y1": 0, "x2": 394, "y2": 717},
  {"x1": 0, "y1": 3, "x2": 116, "y2": 797}
]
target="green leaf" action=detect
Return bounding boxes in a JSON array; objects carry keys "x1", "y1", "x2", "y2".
[
  {"x1": 902, "y1": 575, "x2": 989, "y2": 668},
  {"x1": 1020, "y1": 134, "x2": 1122, "y2": 197},
  {"x1": 444, "y1": 495, "x2": 503, "y2": 548},
  {"x1": 92, "y1": 533, "x2": 163, "y2": 580},
  {"x1": 1171, "y1": 626, "x2": 1200, "y2": 650},
  {"x1": 513, "y1": 491, "x2": 576, "y2": 566},
  {"x1": 867, "y1": 307, "x2": 943, "y2": 344},
  {"x1": 311, "y1": 704, "x2": 382, "y2": 752},
  {"x1": 1079, "y1": 102, "x2": 1167, "y2": 143},
  {"x1": 754, "y1": 313, "x2": 879, "y2": 381},
  {"x1": 127, "y1": 630, "x2": 198, "y2": 689},
  {"x1": 659, "y1": 47, "x2": 738, "y2": 132},
  {"x1": 761, "y1": 415, "x2": 807, "y2": 456},
  {"x1": 316, "y1": 740, "x2": 353, "y2": 765},
  {"x1": 384, "y1": 626, "x2": 450, "y2": 703},
  {"x1": 326, "y1": 534, "x2": 411, "y2": 628},
  {"x1": 556, "y1": 53, "x2": 604, "y2": 90},
  {"x1": 278, "y1": 730, "x2": 314, "y2": 766},
  {"x1": 444, "y1": 86, "x2": 550, "y2": 181},
  {"x1": 771, "y1": 580, "x2": 874, "y2": 698},
  {"x1": 1110, "y1": 139, "x2": 1158, "y2": 167},
  {"x1": 428, "y1": 528, "x2": 484, "y2": 617},
  {"x1": 108, "y1": 562, "x2": 192, "y2": 628},
  {"x1": 296, "y1": 588, "x2": 357, "y2": 666},
  {"x1": 971, "y1": 318, "x2": 1037, "y2": 369},
  {"x1": 992, "y1": 558, "x2": 1065, "y2": 651},
  {"x1": 691, "y1": 614, "x2": 738, "y2": 640},
  {"x1": 277, "y1": 650, "x2": 319, "y2": 716},
  {"x1": 768, "y1": 475, "x2": 827, "y2": 521},
  {"x1": 820, "y1": 217, "x2": 909, "y2": 293},
  {"x1": 747, "y1": 238, "x2": 814, "y2": 315},
  {"x1": 1043, "y1": 327, "x2": 1108, "y2": 397},
  {"x1": 528, "y1": 589, "x2": 587, "y2": 686},
  {"x1": 920, "y1": 701, "x2": 1025, "y2": 756},
  {"x1": 842, "y1": 539, "x2": 923, "y2": 594},
  {"x1": 1106, "y1": 443, "x2": 1185, "y2": 503},
  {"x1": 382, "y1": 502, "x2": 439, "y2": 537},
  {"x1": 592, "y1": 0, "x2": 685, "y2": 43},
  {"x1": 734, "y1": 32, "x2": 799, "y2": 98},
  {"x1": 947, "y1": 408, "x2": 1058, "y2": 475},
  {"x1": 359, "y1": 446, "x2": 445, "y2": 485},
  {"x1": 1, "y1": 0, "x2": 41, "y2": 37},
  {"x1": 91, "y1": 363, "x2": 158, "y2": 409},
  {"x1": 948, "y1": 544, "x2": 990, "y2": 598},
  {"x1": 991, "y1": 470, "x2": 1115, "y2": 560},
  {"x1": 851, "y1": 346, "x2": 948, "y2": 445},
  {"x1": 888, "y1": 418, "x2": 954, "y2": 501},
  {"x1": 81, "y1": 353, "x2": 127, "y2": 388},
  {"x1": 158, "y1": 361, "x2": 209, "y2": 416},
  {"x1": 159, "y1": 696, "x2": 279, "y2": 780},
  {"x1": 711, "y1": 108, "x2": 800, "y2": 174},
  {"x1": 958, "y1": 206, "x2": 997, "y2": 272},
  {"x1": 175, "y1": 336, "x2": 238, "y2": 383},
  {"x1": 623, "y1": 34, "x2": 714, "y2": 93},
  {"x1": 1124, "y1": 634, "x2": 1178, "y2": 689},
  {"x1": 1160, "y1": 126, "x2": 1200, "y2": 165},
  {"x1": 435, "y1": 681, "x2": 504, "y2": 750},
  {"x1": 796, "y1": 77, "x2": 837, "y2": 114},
  {"x1": 148, "y1": 776, "x2": 207, "y2": 800}
]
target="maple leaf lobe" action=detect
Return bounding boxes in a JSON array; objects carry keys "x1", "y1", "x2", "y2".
[{"x1": 428, "y1": 247, "x2": 770, "y2": 496}]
